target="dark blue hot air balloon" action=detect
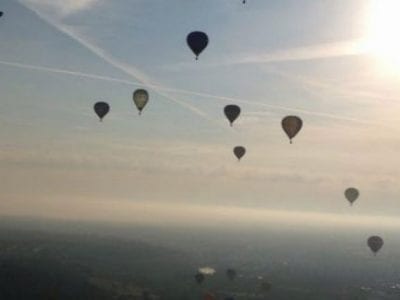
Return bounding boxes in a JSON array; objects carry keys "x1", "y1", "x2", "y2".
[
  {"x1": 94, "y1": 102, "x2": 110, "y2": 121},
  {"x1": 224, "y1": 105, "x2": 241, "y2": 126},
  {"x1": 187, "y1": 31, "x2": 209, "y2": 60}
]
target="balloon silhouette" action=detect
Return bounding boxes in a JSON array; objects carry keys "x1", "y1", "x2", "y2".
[
  {"x1": 94, "y1": 102, "x2": 110, "y2": 121},
  {"x1": 367, "y1": 236, "x2": 383, "y2": 255},
  {"x1": 345, "y1": 187, "x2": 359, "y2": 206},
  {"x1": 187, "y1": 31, "x2": 209, "y2": 60},
  {"x1": 133, "y1": 89, "x2": 149, "y2": 115},
  {"x1": 224, "y1": 105, "x2": 241, "y2": 126},
  {"x1": 233, "y1": 146, "x2": 246, "y2": 161},
  {"x1": 282, "y1": 116, "x2": 303, "y2": 143}
]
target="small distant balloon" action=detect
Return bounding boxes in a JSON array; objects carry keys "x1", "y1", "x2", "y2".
[
  {"x1": 242, "y1": 0, "x2": 246, "y2": 3},
  {"x1": 260, "y1": 280, "x2": 272, "y2": 292},
  {"x1": 133, "y1": 89, "x2": 149, "y2": 115},
  {"x1": 233, "y1": 146, "x2": 246, "y2": 161},
  {"x1": 226, "y1": 268, "x2": 237, "y2": 281},
  {"x1": 187, "y1": 31, "x2": 209, "y2": 60},
  {"x1": 94, "y1": 102, "x2": 110, "y2": 121},
  {"x1": 282, "y1": 116, "x2": 303, "y2": 144},
  {"x1": 224, "y1": 105, "x2": 241, "y2": 126},
  {"x1": 345, "y1": 187, "x2": 359, "y2": 206},
  {"x1": 142, "y1": 290, "x2": 151, "y2": 300},
  {"x1": 195, "y1": 272, "x2": 205, "y2": 284},
  {"x1": 203, "y1": 292, "x2": 216, "y2": 300},
  {"x1": 0, "y1": 12, "x2": 3, "y2": 17},
  {"x1": 367, "y1": 236, "x2": 383, "y2": 255}
]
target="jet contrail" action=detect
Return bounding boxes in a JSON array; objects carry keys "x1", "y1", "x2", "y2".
[
  {"x1": 2, "y1": 58, "x2": 393, "y2": 108},
  {"x1": 0, "y1": 60, "x2": 141, "y2": 86},
  {"x1": 164, "y1": 88, "x2": 393, "y2": 127},
  {"x1": 0, "y1": 58, "x2": 394, "y2": 128},
  {"x1": 5, "y1": 3, "x2": 396, "y2": 129},
  {"x1": 17, "y1": 0, "x2": 215, "y2": 123}
]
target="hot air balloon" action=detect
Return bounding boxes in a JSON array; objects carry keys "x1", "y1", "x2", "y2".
[
  {"x1": 243, "y1": 0, "x2": 246, "y2": 3},
  {"x1": 260, "y1": 280, "x2": 272, "y2": 293},
  {"x1": 195, "y1": 272, "x2": 205, "y2": 284},
  {"x1": 345, "y1": 187, "x2": 359, "y2": 206},
  {"x1": 282, "y1": 116, "x2": 303, "y2": 143},
  {"x1": 226, "y1": 268, "x2": 237, "y2": 281},
  {"x1": 367, "y1": 236, "x2": 383, "y2": 255},
  {"x1": 142, "y1": 290, "x2": 151, "y2": 300},
  {"x1": 224, "y1": 105, "x2": 241, "y2": 126},
  {"x1": 0, "y1": 12, "x2": 3, "y2": 18},
  {"x1": 94, "y1": 102, "x2": 110, "y2": 121},
  {"x1": 187, "y1": 31, "x2": 209, "y2": 60},
  {"x1": 233, "y1": 146, "x2": 246, "y2": 161},
  {"x1": 203, "y1": 292, "x2": 216, "y2": 300},
  {"x1": 133, "y1": 89, "x2": 149, "y2": 115}
]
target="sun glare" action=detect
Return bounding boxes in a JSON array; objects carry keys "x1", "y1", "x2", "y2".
[{"x1": 366, "y1": 0, "x2": 400, "y2": 70}]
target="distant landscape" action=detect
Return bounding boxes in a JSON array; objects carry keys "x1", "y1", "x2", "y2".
[{"x1": 0, "y1": 217, "x2": 399, "y2": 299}]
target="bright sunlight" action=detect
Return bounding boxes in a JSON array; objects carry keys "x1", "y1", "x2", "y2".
[{"x1": 365, "y1": 0, "x2": 400, "y2": 70}]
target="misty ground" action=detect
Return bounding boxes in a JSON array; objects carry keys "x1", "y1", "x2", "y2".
[{"x1": 0, "y1": 217, "x2": 398, "y2": 299}]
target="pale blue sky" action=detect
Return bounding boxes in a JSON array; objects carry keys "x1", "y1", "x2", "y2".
[{"x1": 1, "y1": 0, "x2": 400, "y2": 227}]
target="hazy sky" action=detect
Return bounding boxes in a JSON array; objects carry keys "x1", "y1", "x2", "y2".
[{"x1": 1, "y1": 0, "x2": 400, "y2": 228}]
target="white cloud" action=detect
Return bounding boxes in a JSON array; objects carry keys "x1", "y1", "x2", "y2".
[{"x1": 228, "y1": 40, "x2": 367, "y2": 65}]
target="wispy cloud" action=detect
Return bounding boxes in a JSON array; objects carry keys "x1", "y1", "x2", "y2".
[
  {"x1": 163, "y1": 39, "x2": 368, "y2": 71},
  {"x1": 226, "y1": 40, "x2": 367, "y2": 65},
  {"x1": 25, "y1": 0, "x2": 100, "y2": 17}
]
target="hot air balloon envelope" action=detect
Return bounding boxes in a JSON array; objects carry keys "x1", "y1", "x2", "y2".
[
  {"x1": 282, "y1": 116, "x2": 302, "y2": 143},
  {"x1": 224, "y1": 105, "x2": 241, "y2": 126},
  {"x1": 94, "y1": 102, "x2": 110, "y2": 121},
  {"x1": 187, "y1": 31, "x2": 209, "y2": 59},
  {"x1": 133, "y1": 89, "x2": 149, "y2": 115},
  {"x1": 345, "y1": 187, "x2": 359, "y2": 205},
  {"x1": 367, "y1": 236, "x2": 383, "y2": 254},
  {"x1": 233, "y1": 146, "x2": 246, "y2": 161}
]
